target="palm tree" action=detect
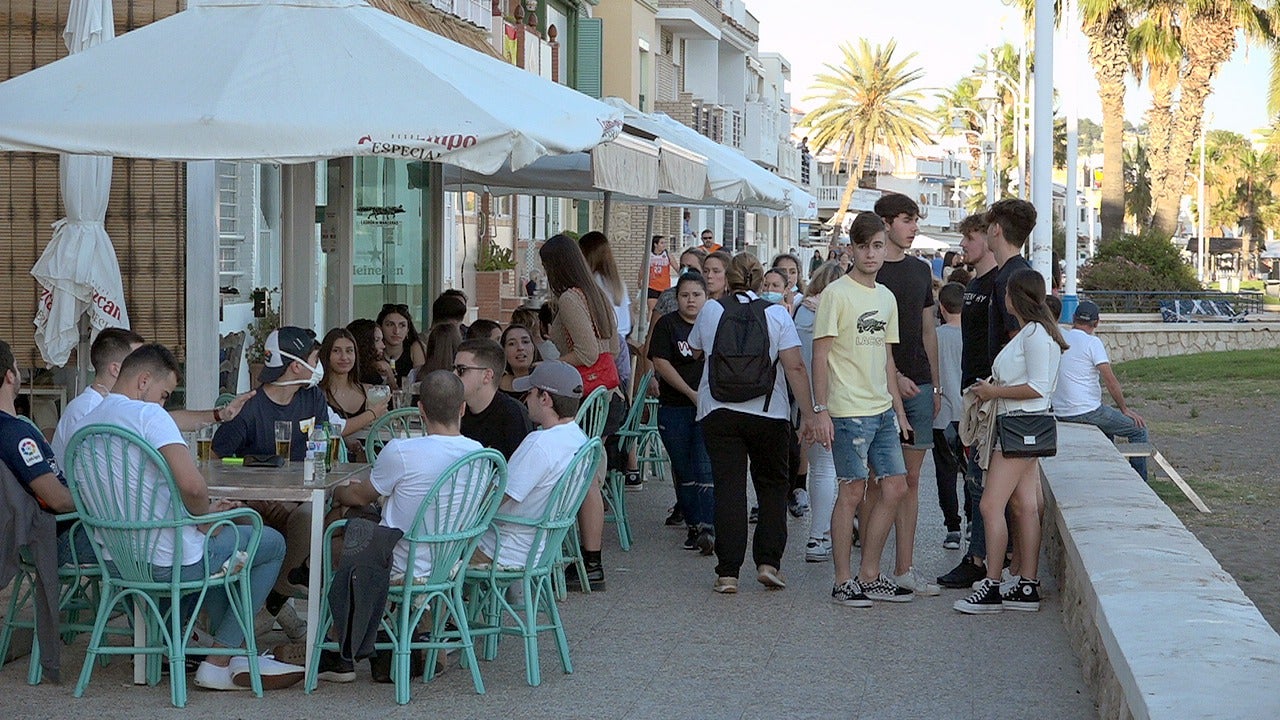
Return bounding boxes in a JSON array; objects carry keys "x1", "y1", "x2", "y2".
[
  {"x1": 1081, "y1": 0, "x2": 1134, "y2": 242},
  {"x1": 1129, "y1": 0, "x2": 1182, "y2": 231},
  {"x1": 1124, "y1": 139, "x2": 1153, "y2": 229},
  {"x1": 1225, "y1": 148, "x2": 1280, "y2": 277},
  {"x1": 801, "y1": 40, "x2": 935, "y2": 226},
  {"x1": 1150, "y1": 0, "x2": 1280, "y2": 236}
]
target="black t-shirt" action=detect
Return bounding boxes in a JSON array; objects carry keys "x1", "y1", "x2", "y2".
[
  {"x1": 212, "y1": 385, "x2": 331, "y2": 462},
  {"x1": 646, "y1": 311, "x2": 702, "y2": 407},
  {"x1": 989, "y1": 254, "x2": 1032, "y2": 360},
  {"x1": 876, "y1": 256, "x2": 936, "y2": 385},
  {"x1": 460, "y1": 391, "x2": 533, "y2": 460},
  {"x1": 961, "y1": 267, "x2": 997, "y2": 387}
]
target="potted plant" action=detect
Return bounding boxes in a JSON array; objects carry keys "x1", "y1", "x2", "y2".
[{"x1": 244, "y1": 287, "x2": 280, "y2": 383}]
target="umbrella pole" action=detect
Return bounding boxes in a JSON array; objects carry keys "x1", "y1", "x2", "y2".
[
  {"x1": 635, "y1": 205, "x2": 655, "y2": 344},
  {"x1": 76, "y1": 315, "x2": 90, "y2": 393},
  {"x1": 602, "y1": 191, "x2": 613, "y2": 237}
]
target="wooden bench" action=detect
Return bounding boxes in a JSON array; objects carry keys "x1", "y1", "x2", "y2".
[{"x1": 1114, "y1": 441, "x2": 1210, "y2": 513}]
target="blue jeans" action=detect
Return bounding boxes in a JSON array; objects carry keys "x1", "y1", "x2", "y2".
[
  {"x1": 1058, "y1": 405, "x2": 1148, "y2": 479},
  {"x1": 900, "y1": 384, "x2": 935, "y2": 450},
  {"x1": 57, "y1": 523, "x2": 98, "y2": 566},
  {"x1": 149, "y1": 526, "x2": 286, "y2": 649},
  {"x1": 831, "y1": 409, "x2": 907, "y2": 480},
  {"x1": 964, "y1": 451, "x2": 986, "y2": 560},
  {"x1": 658, "y1": 405, "x2": 714, "y2": 532}
]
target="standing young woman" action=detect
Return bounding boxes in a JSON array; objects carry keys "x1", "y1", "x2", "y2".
[
  {"x1": 498, "y1": 323, "x2": 540, "y2": 399},
  {"x1": 346, "y1": 318, "x2": 394, "y2": 388},
  {"x1": 791, "y1": 261, "x2": 848, "y2": 562},
  {"x1": 579, "y1": 231, "x2": 633, "y2": 392},
  {"x1": 954, "y1": 268, "x2": 1067, "y2": 614},
  {"x1": 539, "y1": 233, "x2": 620, "y2": 592},
  {"x1": 689, "y1": 253, "x2": 830, "y2": 594},
  {"x1": 318, "y1": 328, "x2": 390, "y2": 444},
  {"x1": 701, "y1": 250, "x2": 731, "y2": 301},
  {"x1": 377, "y1": 303, "x2": 426, "y2": 387},
  {"x1": 647, "y1": 272, "x2": 715, "y2": 555},
  {"x1": 646, "y1": 234, "x2": 675, "y2": 314}
]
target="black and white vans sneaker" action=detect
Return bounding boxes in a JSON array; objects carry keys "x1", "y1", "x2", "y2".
[
  {"x1": 831, "y1": 579, "x2": 872, "y2": 608},
  {"x1": 860, "y1": 574, "x2": 914, "y2": 603},
  {"x1": 1001, "y1": 578, "x2": 1041, "y2": 611},
  {"x1": 954, "y1": 577, "x2": 1003, "y2": 614}
]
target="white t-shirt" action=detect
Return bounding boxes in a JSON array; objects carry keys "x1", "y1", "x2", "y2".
[
  {"x1": 478, "y1": 421, "x2": 589, "y2": 567},
  {"x1": 934, "y1": 324, "x2": 963, "y2": 429},
  {"x1": 369, "y1": 433, "x2": 483, "y2": 579},
  {"x1": 52, "y1": 386, "x2": 106, "y2": 462},
  {"x1": 1053, "y1": 327, "x2": 1108, "y2": 417},
  {"x1": 688, "y1": 291, "x2": 801, "y2": 422},
  {"x1": 991, "y1": 323, "x2": 1061, "y2": 415},
  {"x1": 79, "y1": 394, "x2": 203, "y2": 568},
  {"x1": 595, "y1": 273, "x2": 632, "y2": 338}
]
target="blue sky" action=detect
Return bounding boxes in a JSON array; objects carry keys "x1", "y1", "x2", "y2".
[{"x1": 754, "y1": 0, "x2": 1272, "y2": 135}]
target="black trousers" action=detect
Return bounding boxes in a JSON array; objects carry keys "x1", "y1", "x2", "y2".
[{"x1": 702, "y1": 409, "x2": 792, "y2": 578}]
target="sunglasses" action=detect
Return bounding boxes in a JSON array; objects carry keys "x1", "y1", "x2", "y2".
[
  {"x1": 381, "y1": 303, "x2": 410, "y2": 314},
  {"x1": 453, "y1": 364, "x2": 488, "y2": 376}
]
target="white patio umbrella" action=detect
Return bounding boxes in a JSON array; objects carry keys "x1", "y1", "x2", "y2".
[
  {"x1": 31, "y1": 0, "x2": 129, "y2": 367},
  {"x1": 911, "y1": 234, "x2": 954, "y2": 252},
  {"x1": 0, "y1": 0, "x2": 622, "y2": 169}
]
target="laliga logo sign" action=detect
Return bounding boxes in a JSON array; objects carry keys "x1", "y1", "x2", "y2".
[{"x1": 357, "y1": 132, "x2": 480, "y2": 159}]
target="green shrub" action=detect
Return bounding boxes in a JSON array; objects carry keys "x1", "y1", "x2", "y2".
[{"x1": 1080, "y1": 230, "x2": 1200, "y2": 291}]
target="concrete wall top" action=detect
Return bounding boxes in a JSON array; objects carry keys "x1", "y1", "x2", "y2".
[{"x1": 1041, "y1": 423, "x2": 1280, "y2": 719}]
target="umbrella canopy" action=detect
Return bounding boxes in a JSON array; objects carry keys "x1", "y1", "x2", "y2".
[
  {"x1": 911, "y1": 234, "x2": 954, "y2": 252},
  {"x1": 0, "y1": 0, "x2": 622, "y2": 169},
  {"x1": 32, "y1": 0, "x2": 129, "y2": 367}
]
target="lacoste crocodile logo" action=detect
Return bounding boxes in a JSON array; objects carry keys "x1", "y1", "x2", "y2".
[{"x1": 857, "y1": 311, "x2": 887, "y2": 334}]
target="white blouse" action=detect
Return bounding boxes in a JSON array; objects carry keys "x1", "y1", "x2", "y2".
[{"x1": 990, "y1": 322, "x2": 1063, "y2": 415}]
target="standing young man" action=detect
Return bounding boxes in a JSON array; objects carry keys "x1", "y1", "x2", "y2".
[
  {"x1": 867, "y1": 193, "x2": 940, "y2": 596},
  {"x1": 985, "y1": 199, "x2": 1036, "y2": 359},
  {"x1": 938, "y1": 214, "x2": 1001, "y2": 589},
  {"x1": 812, "y1": 212, "x2": 914, "y2": 607}
]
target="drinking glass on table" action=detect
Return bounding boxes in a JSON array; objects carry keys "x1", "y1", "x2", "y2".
[
  {"x1": 195, "y1": 425, "x2": 215, "y2": 463},
  {"x1": 366, "y1": 384, "x2": 391, "y2": 410},
  {"x1": 274, "y1": 420, "x2": 293, "y2": 459}
]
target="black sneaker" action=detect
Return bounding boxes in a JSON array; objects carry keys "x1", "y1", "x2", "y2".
[
  {"x1": 860, "y1": 574, "x2": 913, "y2": 603},
  {"x1": 664, "y1": 507, "x2": 684, "y2": 526},
  {"x1": 695, "y1": 529, "x2": 715, "y2": 556},
  {"x1": 1001, "y1": 578, "x2": 1041, "y2": 611},
  {"x1": 623, "y1": 471, "x2": 643, "y2": 491},
  {"x1": 682, "y1": 527, "x2": 699, "y2": 550},
  {"x1": 565, "y1": 563, "x2": 606, "y2": 592},
  {"x1": 748, "y1": 506, "x2": 759, "y2": 524},
  {"x1": 831, "y1": 579, "x2": 872, "y2": 608},
  {"x1": 370, "y1": 633, "x2": 428, "y2": 682},
  {"x1": 937, "y1": 557, "x2": 987, "y2": 589},
  {"x1": 953, "y1": 577, "x2": 1003, "y2": 614},
  {"x1": 317, "y1": 650, "x2": 355, "y2": 683}
]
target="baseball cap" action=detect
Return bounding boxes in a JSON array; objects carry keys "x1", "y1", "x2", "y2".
[
  {"x1": 259, "y1": 326, "x2": 319, "y2": 383},
  {"x1": 512, "y1": 360, "x2": 583, "y2": 398},
  {"x1": 1072, "y1": 301, "x2": 1100, "y2": 324}
]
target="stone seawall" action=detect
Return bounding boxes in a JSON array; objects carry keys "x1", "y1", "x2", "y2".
[{"x1": 1095, "y1": 321, "x2": 1280, "y2": 363}]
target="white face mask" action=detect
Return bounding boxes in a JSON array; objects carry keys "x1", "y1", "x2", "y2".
[{"x1": 274, "y1": 352, "x2": 324, "y2": 389}]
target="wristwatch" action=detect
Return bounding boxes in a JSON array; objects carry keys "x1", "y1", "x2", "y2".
[
  {"x1": 812, "y1": 403, "x2": 828, "y2": 414},
  {"x1": 933, "y1": 387, "x2": 943, "y2": 395}
]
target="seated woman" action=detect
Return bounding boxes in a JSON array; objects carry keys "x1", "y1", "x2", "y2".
[
  {"x1": 318, "y1": 328, "x2": 389, "y2": 453},
  {"x1": 498, "y1": 323, "x2": 540, "y2": 401},
  {"x1": 347, "y1": 318, "x2": 395, "y2": 388}
]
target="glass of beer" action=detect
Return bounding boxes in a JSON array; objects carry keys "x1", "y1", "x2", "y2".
[
  {"x1": 274, "y1": 420, "x2": 293, "y2": 460},
  {"x1": 326, "y1": 435, "x2": 341, "y2": 470},
  {"x1": 195, "y1": 425, "x2": 215, "y2": 464}
]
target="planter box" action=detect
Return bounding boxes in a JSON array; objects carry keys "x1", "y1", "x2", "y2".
[{"x1": 475, "y1": 269, "x2": 516, "y2": 322}]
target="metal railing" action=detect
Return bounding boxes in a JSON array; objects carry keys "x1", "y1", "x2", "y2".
[{"x1": 1081, "y1": 290, "x2": 1264, "y2": 315}]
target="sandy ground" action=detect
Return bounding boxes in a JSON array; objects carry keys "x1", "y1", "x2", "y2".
[{"x1": 1123, "y1": 378, "x2": 1280, "y2": 631}]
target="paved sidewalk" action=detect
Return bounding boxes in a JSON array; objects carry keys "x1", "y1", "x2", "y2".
[{"x1": 1, "y1": 456, "x2": 1095, "y2": 719}]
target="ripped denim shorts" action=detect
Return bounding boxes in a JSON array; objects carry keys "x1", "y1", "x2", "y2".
[{"x1": 831, "y1": 408, "x2": 907, "y2": 482}]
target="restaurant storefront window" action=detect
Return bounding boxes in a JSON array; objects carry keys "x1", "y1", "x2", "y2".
[{"x1": 352, "y1": 157, "x2": 430, "y2": 323}]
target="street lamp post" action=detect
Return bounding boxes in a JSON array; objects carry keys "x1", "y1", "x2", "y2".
[
  {"x1": 951, "y1": 108, "x2": 997, "y2": 206},
  {"x1": 974, "y1": 54, "x2": 1027, "y2": 201},
  {"x1": 1198, "y1": 116, "x2": 1209, "y2": 283},
  {"x1": 1030, "y1": 0, "x2": 1054, "y2": 282},
  {"x1": 1061, "y1": 0, "x2": 1080, "y2": 322}
]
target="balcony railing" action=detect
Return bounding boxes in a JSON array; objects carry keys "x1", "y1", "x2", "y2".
[{"x1": 428, "y1": 0, "x2": 491, "y2": 29}]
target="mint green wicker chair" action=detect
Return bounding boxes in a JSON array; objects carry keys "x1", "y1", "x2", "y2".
[
  {"x1": 364, "y1": 408, "x2": 425, "y2": 461},
  {"x1": 554, "y1": 388, "x2": 610, "y2": 599},
  {"x1": 305, "y1": 448, "x2": 506, "y2": 703},
  {"x1": 464, "y1": 438, "x2": 603, "y2": 686},
  {"x1": 64, "y1": 424, "x2": 269, "y2": 707}
]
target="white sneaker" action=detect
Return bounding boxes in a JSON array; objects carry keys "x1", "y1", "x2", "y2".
[
  {"x1": 804, "y1": 537, "x2": 832, "y2": 562},
  {"x1": 193, "y1": 660, "x2": 247, "y2": 691},
  {"x1": 972, "y1": 567, "x2": 1019, "y2": 594},
  {"x1": 230, "y1": 654, "x2": 306, "y2": 690},
  {"x1": 894, "y1": 566, "x2": 941, "y2": 596}
]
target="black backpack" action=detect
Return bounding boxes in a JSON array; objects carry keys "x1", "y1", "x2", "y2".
[{"x1": 708, "y1": 292, "x2": 778, "y2": 409}]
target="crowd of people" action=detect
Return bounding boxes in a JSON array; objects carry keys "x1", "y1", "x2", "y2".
[{"x1": 0, "y1": 197, "x2": 1157, "y2": 692}]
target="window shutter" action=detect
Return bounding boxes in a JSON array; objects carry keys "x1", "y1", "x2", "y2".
[{"x1": 574, "y1": 17, "x2": 603, "y2": 99}]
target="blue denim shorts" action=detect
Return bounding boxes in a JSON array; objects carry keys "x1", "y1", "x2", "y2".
[
  {"x1": 900, "y1": 383, "x2": 935, "y2": 450},
  {"x1": 831, "y1": 408, "x2": 907, "y2": 482}
]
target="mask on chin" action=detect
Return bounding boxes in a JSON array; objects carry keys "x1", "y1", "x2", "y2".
[{"x1": 274, "y1": 353, "x2": 325, "y2": 389}]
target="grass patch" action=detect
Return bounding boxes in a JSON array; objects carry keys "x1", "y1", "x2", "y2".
[{"x1": 1115, "y1": 349, "x2": 1280, "y2": 383}]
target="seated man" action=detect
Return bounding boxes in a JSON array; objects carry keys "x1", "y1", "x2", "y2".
[
  {"x1": 1052, "y1": 301, "x2": 1149, "y2": 478},
  {"x1": 0, "y1": 339, "x2": 85, "y2": 565},
  {"x1": 455, "y1": 338, "x2": 532, "y2": 460},
  {"x1": 475, "y1": 361, "x2": 589, "y2": 568},
  {"x1": 52, "y1": 328, "x2": 253, "y2": 463},
  {"x1": 78, "y1": 344, "x2": 303, "y2": 690},
  {"x1": 212, "y1": 326, "x2": 344, "y2": 604}
]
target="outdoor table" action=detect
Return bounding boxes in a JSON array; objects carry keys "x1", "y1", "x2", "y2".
[{"x1": 131, "y1": 461, "x2": 370, "y2": 683}]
